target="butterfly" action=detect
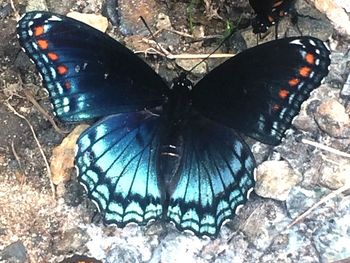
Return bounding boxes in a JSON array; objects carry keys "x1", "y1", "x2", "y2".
[
  {"x1": 59, "y1": 255, "x2": 101, "y2": 263},
  {"x1": 16, "y1": 11, "x2": 331, "y2": 237},
  {"x1": 249, "y1": 0, "x2": 295, "y2": 34}
]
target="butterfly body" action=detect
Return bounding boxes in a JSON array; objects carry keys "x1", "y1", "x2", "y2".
[
  {"x1": 17, "y1": 11, "x2": 330, "y2": 237},
  {"x1": 249, "y1": 0, "x2": 295, "y2": 34},
  {"x1": 158, "y1": 76, "x2": 192, "y2": 196}
]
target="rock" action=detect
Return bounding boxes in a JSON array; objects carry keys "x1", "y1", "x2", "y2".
[
  {"x1": 50, "y1": 124, "x2": 89, "y2": 185},
  {"x1": 149, "y1": 233, "x2": 205, "y2": 263},
  {"x1": 314, "y1": 99, "x2": 350, "y2": 138},
  {"x1": 319, "y1": 162, "x2": 350, "y2": 189},
  {"x1": 312, "y1": 0, "x2": 350, "y2": 35},
  {"x1": 175, "y1": 59, "x2": 207, "y2": 75},
  {"x1": 255, "y1": 160, "x2": 301, "y2": 201},
  {"x1": 67, "y1": 12, "x2": 109, "y2": 32},
  {"x1": 117, "y1": 0, "x2": 161, "y2": 35},
  {"x1": 241, "y1": 200, "x2": 289, "y2": 250},
  {"x1": 156, "y1": 13, "x2": 172, "y2": 30},
  {"x1": 105, "y1": 245, "x2": 141, "y2": 263},
  {"x1": 308, "y1": 194, "x2": 350, "y2": 262},
  {"x1": 286, "y1": 186, "x2": 327, "y2": 218},
  {"x1": 0, "y1": 240, "x2": 27, "y2": 262},
  {"x1": 192, "y1": 26, "x2": 205, "y2": 39},
  {"x1": 44, "y1": 0, "x2": 75, "y2": 14},
  {"x1": 53, "y1": 228, "x2": 89, "y2": 254},
  {"x1": 334, "y1": 0, "x2": 350, "y2": 12},
  {"x1": 25, "y1": 0, "x2": 48, "y2": 12},
  {"x1": 340, "y1": 72, "x2": 350, "y2": 100}
]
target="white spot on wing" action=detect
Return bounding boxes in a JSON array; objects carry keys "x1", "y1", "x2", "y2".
[
  {"x1": 33, "y1": 13, "x2": 43, "y2": 19},
  {"x1": 289, "y1": 39, "x2": 303, "y2": 46},
  {"x1": 309, "y1": 39, "x2": 316, "y2": 46},
  {"x1": 47, "y1": 15, "x2": 62, "y2": 22}
]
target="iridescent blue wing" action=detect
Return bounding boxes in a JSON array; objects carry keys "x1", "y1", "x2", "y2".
[
  {"x1": 166, "y1": 115, "x2": 255, "y2": 237},
  {"x1": 192, "y1": 37, "x2": 331, "y2": 145},
  {"x1": 75, "y1": 111, "x2": 163, "y2": 226},
  {"x1": 16, "y1": 12, "x2": 167, "y2": 121}
]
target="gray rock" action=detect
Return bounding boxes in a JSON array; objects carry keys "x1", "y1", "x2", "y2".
[
  {"x1": 241, "y1": 200, "x2": 290, "y2": 250},
  {"x1": 0, "y1": 240, "x2": 27, "y2": 263},
  {"x1": 314, "y1": 99, "x2": 350, "y2": 138}
]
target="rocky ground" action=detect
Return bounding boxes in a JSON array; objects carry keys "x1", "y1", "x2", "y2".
[{"x1": 0, "y1": 0, "x2": 350, "y2": 262}]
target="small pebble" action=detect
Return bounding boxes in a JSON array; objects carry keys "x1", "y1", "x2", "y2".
[{"x1": 255, "y1": 160, "x2": 301, "y2": 201}]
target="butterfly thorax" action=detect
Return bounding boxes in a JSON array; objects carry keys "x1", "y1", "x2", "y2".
[{"x1": 158, "y1": 75, "x2": 193, "y2": 199}]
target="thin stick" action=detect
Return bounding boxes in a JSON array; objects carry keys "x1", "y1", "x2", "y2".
[
  {"x1": 11, "y1": 139, "x2": 26, "y2": 183},
  {"x1": 287, "y1": 183, "x2": 350, "y2": 228},
  {"x1": 23, "y1": 90, "x2": 69, "y2": 135},
  {"x1": 163, "y1": 28, "x2": 221, "y2": 40},
  {"x1": 302, "y1": 139, "x2": 350, "y2": 158},
  {"x1": 6, "y1": 101, "x2": 56, "y2": 199},
  {"x1": 141, "y1": 38, "x2": 171, "y2": 56},
  {"x1": 134, "y1": 48, "x2": 235, "y2": 59},
  {"x1": 167, "y1": 53, "x2": 235, "y2": 59}
]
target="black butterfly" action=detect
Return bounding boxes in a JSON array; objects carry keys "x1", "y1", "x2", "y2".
[
  {"x1": 16, "y1": 11, "x2": 330, "y2": 237},
  {"x1": 249, "y1": 0, "x2": 295, "y2": 34},
  {"x1": 59, "y1": 255, "x2": 101, "y2": 263}
]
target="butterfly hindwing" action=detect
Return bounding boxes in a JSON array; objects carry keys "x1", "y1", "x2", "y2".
[
  {"x1": 17, "y1": 11, "x2": 167, "y2": 122},
  {"x1": 192, "y1": 36, "x2": 331, "y2": 145},
  {"x1": 76, "y1": 112, "x2": 163, "y2": 226},
  {"x1": 166, "y1": 115, "x2": 255, "y2": 237}
]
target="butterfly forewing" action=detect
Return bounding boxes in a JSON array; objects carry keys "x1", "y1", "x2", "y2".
[
  {"x1": 166, "y1": 115, "x2": 255, "y2": 237},
  {"x1": 76, "y1": 112, "x2": 163, "y2": 226},
  {"x1": 17, "y1": 11, "x2": 167, "y2": 122},
  {"x1": 192, "y1": 37, "x2": 331, "y2": 145}
]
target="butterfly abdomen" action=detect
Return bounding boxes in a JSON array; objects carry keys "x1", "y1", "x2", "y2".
[{"x1": 157, "y1": 75, "x2": 194, "y2": 195}]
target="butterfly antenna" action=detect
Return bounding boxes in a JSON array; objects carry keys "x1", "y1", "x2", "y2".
[
  {"x1": 187, "y1": 20, "x2": 238, "y2": 74},
  {"x1": 140, "y1": 16, "x2": 180, "y2": 77}
]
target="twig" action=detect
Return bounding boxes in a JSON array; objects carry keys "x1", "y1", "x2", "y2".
[
  {"x1": 11, "y1": 139, "x2": 26, "y2": 184},
  {"x1": 167, "y1": 53, "x2": 235, "y2": 59},
  {"x1": 140, "y1": 38, "x2": 236, "y2": 60},
  {"x1": 287, "y1": 183, "x2": 350, "y2": 228},
  {"x1": 23, "y1": 89, "x2": 69, "y2": 135},
  {"x1": 141, "y1": 38, "x2": 171, "y2": 56},
  {"x1": 9, "y1": 0, "x2": 19, "y2": 20},
  {"x1": 134, "y1": 49, "x2": 235, "y2": 60},
  {"x1": 6, "y1": 101, "x2": 56, "y2": 199},
  {"x1": 302, "y1": 139, "x2": 350, "y2": 158},
  {"x1": 152, "y1": 27, "x2": 222, "y2": 40}
]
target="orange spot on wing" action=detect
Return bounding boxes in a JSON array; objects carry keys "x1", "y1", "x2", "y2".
[
  {"x1": 299, "y1": 66, "x2": 311, "y2": 77},
  {"x1": 305, "y1": 53, "x2": 315, "y2": 64},
  {"x1": 278, "y1": 89, "x2": 289, "y2": 99},
  {"x1": 47, "y1": 52, "x2": 59, "y2": 61},
  {"x1": 288, "y1": 78, "x2": 300, "y2": 86},
  {"x1": 57, "y1": 65, "x2": 68, "y2": 75},
  {"x1": 64, "y1": 81, "x2": 71, "y2": 89},
  {"x1": 272, "y1": 104, "x2": 280, "y2": 112},
  {"x1": 33, "y1": 26, "x2": 45, "y2": 36},
  {"x1": 37, "y1": 39, "x2": 48, "y2": 49}
]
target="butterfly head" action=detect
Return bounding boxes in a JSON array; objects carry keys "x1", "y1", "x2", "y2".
[
  {"x1": 252, "y1": 16, "x2": 269, "y2": 34},
  {"x1": 170, "y1": 72, "x2": 193, "y2": 91}
]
